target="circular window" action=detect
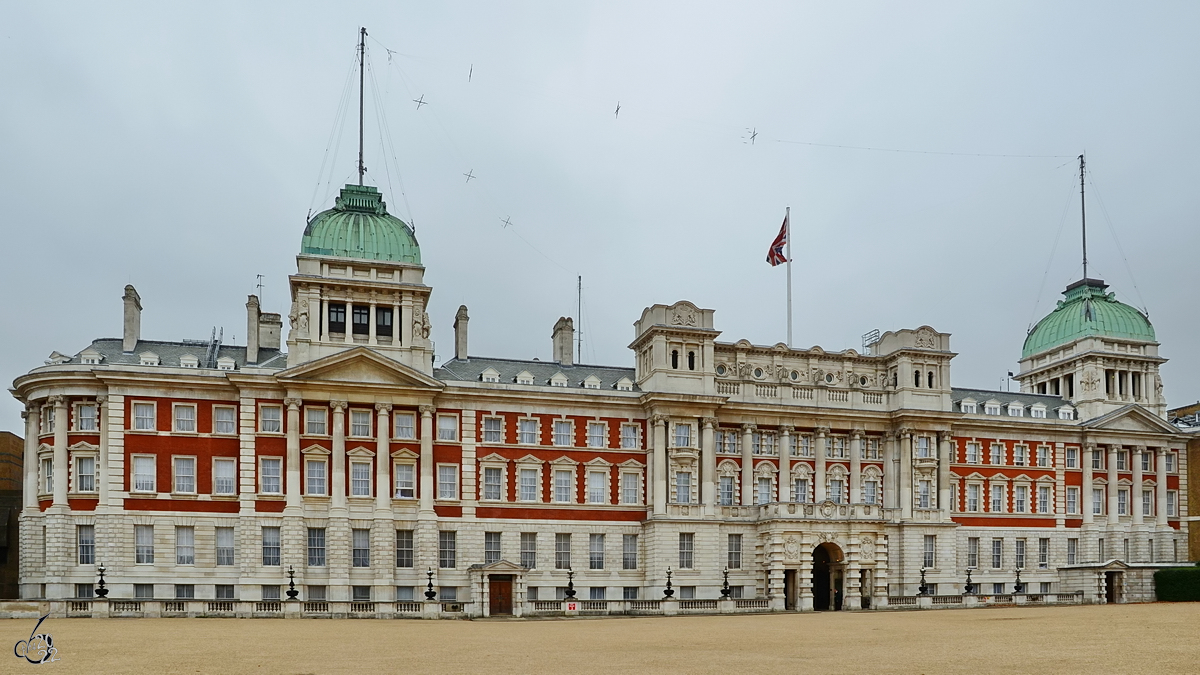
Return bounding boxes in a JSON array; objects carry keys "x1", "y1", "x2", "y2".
[
  {"x1": 716, "y1": 364, "x2": 726, "y2": 376},
  {"x1": 825, "y1": 373, "x2": 834, "y2": 383},
  {"x1": 860, "y1": 376, "x2": 868, "y2": 386},
  {"x1": 754, "y1": 367, "x2": 764, "y2": 378},
  {"x1": 789, "y1": 370, "x2": 799, "y2": 381}
]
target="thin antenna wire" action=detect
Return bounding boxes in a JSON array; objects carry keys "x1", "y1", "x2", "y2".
[
  {"x1": 1088, "y1": 176, "x2": 1150, "y2": 315},
  {"x1": 577, "y1": 276, "x2": 583, "y2": 358},
  {"x1": 1027, "y1": 173, "x2": 1079, "y2": 332},
  {"x1": 308, "y1": 48, "x2": 359, "y2": 216},
  {"x1": 1080, "y1": 154, "x2": 1088, "y2": 280},
  {"x1": 357, "y1": 27, "x2": 367, "y2": 186}
]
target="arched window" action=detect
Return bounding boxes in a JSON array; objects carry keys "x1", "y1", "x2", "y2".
[
  {"x1": 687, "y1": 351, "x2": 696, "y2": 371},
  {"x1": 671, "y1": 350, "x2": 679, "y2": 369},
  {"x1": 914, "y1": 370, "x2": 921, "y2": 387},
  {"x1": 927, "y1": 371, "x2": 935, "y2": 388},
  {"x1": 892, "y1": 373, "x2": 898, "y2": 388}
]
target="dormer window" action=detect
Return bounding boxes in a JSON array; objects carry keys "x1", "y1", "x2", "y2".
[
  {"x1": 1007, "y1": 402, "x2": 1024, "y2": 417},
  {"x1": 583, "y1": 375, "x2": 601, "y2": 389},
  {"x1": 1058, "y1": 406, "x2": 1075, "y2": 421},
  {"x1": 80, "y1": 350, "x2": 103, "y2": 366},
  {"x1": 481, "y1": 368, "x2": 500, "y2": 383},
  {"x1": 516, "y1": 371, "x2": 534, "y2": 385},
  {"x1": 615, "y1": 377, "x2": 633, "y2": 392},
  {"x1": 549, "y1": 372, "x2": 568, "y2": 387},
  {"x1": 217, "y1": 357, "x2": 236, "y2": 371},
  {"x1": 984, "y1": 401, "x2": 1001, "y2": 415},
  {"x1": 1030, "y1": 404, "x2": 1047, "y2": 419},
  {"x1": 139, "y1": 352, "x2": 160, "y2": 366},
  {"x1": 180, "y1": 355, "x2": 199, "y2": 369},
  {"x1": 960, "y1": 399, "x2": 977, "y2": 414}
]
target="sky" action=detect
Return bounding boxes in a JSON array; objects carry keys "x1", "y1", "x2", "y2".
[{"x1": 2, "y1": 1, "x2": 1199, "y2": 429}]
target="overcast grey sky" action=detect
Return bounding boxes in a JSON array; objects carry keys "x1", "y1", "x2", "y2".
[{"x1": 3, "y1": 1, "x2": 1199, "y2": 429}]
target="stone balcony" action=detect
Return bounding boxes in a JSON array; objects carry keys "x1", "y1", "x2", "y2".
[{"x1": 715, "y1": 381, "x2": 888, "y2": 410}]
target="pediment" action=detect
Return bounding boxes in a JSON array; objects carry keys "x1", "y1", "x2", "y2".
[
  {"x1": 391, "y1": 448, "x2": 419, "y2": 459},
  {"x1": 302, "y1": 444, "x2": 330, "y2": 455},
  {"x1": 479, "y1": 453, "x2": 508, "y2": 464},
  {"x1": 1083, "y1": 405, "x2": 1178, "y2": 435},
  {"x1": 516, "y1": 454, "x2": 544, "y2": 465},
  {"x1": 584, "y1": 457, "x2": 612, "y2": 467},
  {"x1": 618, "y1": 459, "x2": 645, "y2": 468},
  {"x1": 276, "y1": 347, "x2": 443, "y2": 389},
  {"x1": 470, "y1": 559, "x2": 527, "y2": 573},
  {"x1": 550, "y1": 456, "x2": 578, "y2": 466},
  {"x1": 347, "y1": 446, "x2": 375, "y2": 457},
  {"x1": 68, "y1": 441, "x2": 98, "y2": 451}
]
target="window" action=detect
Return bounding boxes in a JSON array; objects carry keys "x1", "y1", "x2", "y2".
[
  {"x1": 439, "y1": 531, "x2": 456, "y2": 568},
  {"x1": 134, "y1": 584, "x2": 153, "y2": 599},
  {"x1": 620, "y1": 424, "x2": 639, "y2": 449},
  {"x1": 174, "y1": 405, "x2": 196, "y2": 432},
  {"x1": 77, "y1": 525, "x2": 95, "y2": 565},
  {"x1": 1092, "y1": 488, "x2": 1104, "y2": 515},
  {"x1": 962, "y1": 400, "x2": 977, "y2": 413},
  {"x1": 589, "y1": 587, "x2": 607, "y2": 601},
  {"x1": 967, "y1": 537, "x2": 979, "y2": 568},
  {"x1": 985, "y1": 403, "x2": 1000, "y2": 415},
  {"x1": 589, "y1": 533, "x2": 605, "y2": 569},
  {"x1": 262, "y1": 527, "x2": 280, "y2": 566},
  {"x1": 134, "y1": 403, "x2": 156, "y2": 431},
  {"x1": 214, "y1": 406, "x2": 236, "y2": 434},
  {"x1": 133, "y1": 456, "x2": 155, "y2": 492},
  {"x1": 624, "y1": 587, "x2": 639, "y2": 600},
  {"x1": 678, "y1": 533, "x2": 695, "y2": 569},
  {"x1": 1008, "y1": 404, "x2": 1024, "y2": 417},
  {"x1": 77, "y1": 403, "x2": 97, "y2": 431},
  {"x1": 1167, "y1": 491, "x2": 1177, "y2": 516},
  {"x1": 262, "y1": 585, "x2": 281, "y2": 601},
  {"x1": 728, "y1": 534, "x2": 742, "y2": 569},
  {"x1": 1037, "y1": 447, "x2": 1049, "y2": 467},
  {"x1": 350, "y1": 410, "x2": 372, "y2": 437},
  {"x1": 1014, "y1": 446, "x2": 1027, "y2": 466},
  {"x1": 990, "y1": 485, "x2": 1004, "y2": 513},
  {"x1": 966, "y1": 442, "x2": 980, "y2": 464},
  {"x1": 376, "y1": 306, "x2": 393, "y2": 338},
  {"x1": 1015, "y1": 539, "x2": 1026, "y2": 569},
  {"x1": 587, "y1": 471, "x2": 607, "y2": 504},
  {"x1": 620, "y1": 472, "x2": 639, "y2": 504},
  {"x1": 917, "y1": 480, "x2": 931, "y2": 509},
  {"x1": 1038, "y1": 538, "x2": 1049, "y2": 568},
  {"x1": 518, "y1": 419, "x2": 538, "y2": 444},
  {"x1": 553, "y1": 420, "x2": 573, "y2": 446},
  {"x1": 1031, "y1": 407, "x2": 1046, "y2": 419},
  {"x1": 1117, "y1": 489, "x2": 1128, "y2": 515},
  {"x1": 482, "y1": 417, "x2": 503, "y2": 443},
  {"x1": 306, "y1": 460, "x2": 327, "y2": 495},
  {"x1": 136, "y1": 525, "x2": 154, "y2": 564},
  {"x1": 793, "y1": 478, "x2": 809, "y2": 503},
  {"x1": 76, "y1": 456, "x2": 95, "y2": 492},
  {"x1": 917, "y1": 436, "x2": 931, "y2": 458},
  {"x1": 1142, "y1": 489, "x2": 1153, "y2": 517},
  {"x1": 720, "y1": 476, "x2": 736, "y2": 505},
  {"x1": 175, "y1": 584, "x2": 195, "y2": 599},
  {"x1": 176, "y1": 526, "x2": 195, "y2": 565},
  {"x1": 967, "y1": 484, "x2": 980, "y2": 512},
  {"x1": 216, "y1": 585, "x2": 235, "y2": 600},
  {"x1": 555, "y1": 533, "x2": 571, "y2": 569},
  {"x1": 991, "y1": 539, "x2": 1003, "y2": 569},
  {"x1": 1141, "y1": 451, "x2": 1151, "y2": 472},
  {"x1": 483, "y1": 467, "x2": 502, "y2": 500},
  {"x1": 587, "y1": 422, "x2": 606, "y2": 448},
  {"x1": 1098, "y1": 538, "x2": 1105, "y2": 559},
  {"x1": 396, "y1": 530, "x2": 414, "y2": 568},
  {"x1": 674, "y1": 423, "x2": 692, "y2": 448},
  {"x1": 308, "y1": 528, "x2": 326, "y2": 567},
  {"x1": 521, "y1": 532, "x2": 537, "y2": 569},
  {"x1": 923, "y1": 535, "x2": 936, "y2": 568},
  {"x1": 260, "y1": 458, "x2": 282, "y2": 494},
  {"x1": 216, "y1": 527, "x2": 235, "y2": 566},
  {"x1": 305, "y1": 408, "x2": 327, "y2": 435},
  {"x1": 622, "y1": 534, "x2": 638, "y2": 570},
  {"x1": 260, "y1": 405, "x2": 281, "y2": 433},
  {"x1": 214, "y1": 458, "x2": 236, "y2": 495},
  {"x1": 1039, "y1": 582, "x2": 1052, "y2": 594},
  {"x1": 174, "y1": 457, "x2": 195, "y2": 494},
  {"x1": 1066, "y1": 448, "x2": 1078, "y2": 468},
  {"x1": 863, "y1": 480, "x2": 879, "y2": 505},
  {"x1": 554, "y1": 469, "x2": 574, "y2": 503},
  {"x1": 41, "y1": 457, "x2": 52, "y2": 494},
  {"x1": 1067, "y1": 538, "x2": 1078, "y2": 565},
  {"x1": 347, "y1": 461, "x2": 370, "y2": 497},
  {"x1": 1067, "y1": 487, "x2": 1079, "y2": 514},
  {"x1": 1038, "y1": 486, "x2": 1051, "y2": 514},
  {"x1": 438, "y1": 465, "x2": 458, "y2": 500},
  {"x1": 351, "y1": 305, "x2": 370, "y2": 335},
  {"x1": 992, "y1": 583, "x2": 1006, "y2": 595},
  {"x1": 328, "y1": 303, "x2": 346, "y2": 333},
  {"x1": 990, "y1": 444, "x2": 1003, "y2": 465},
  {"x1": 437, "y1": 415, "x2": 458, "y2": 441},
  {"x1": 394, "y1": 412, "x2": 416, "y2": 439},
  {"x1": 519, "y1": 468, "x2": 540, "y2": 502},
  {"x1": 675, "y1": 472, "x2": 692, "y2": 504},
  {"x1": 485, "y1": 532, "x2": 502, "y2": 564},
  {"x1": 1014, "y1": 485, "x2": 1028, "y2": 513},
  {"x1": 757, "y1": 476, "x2": 772, "y2": 505},
  {"x1": 1166, "y1": 452, "x2": 1176, "y2": 473},
  {"x1": 1092, "y1": 450, "x2": 1102, "y2": 470},
  {"x1": 830, "y1": 479, "x2": 846, "y2": 505},
  {"x1": 394, "y1": 463, "x2": 415, "y2": 499}
]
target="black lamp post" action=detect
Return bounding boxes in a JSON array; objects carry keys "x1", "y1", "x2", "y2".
[
  {"x1": 720, "y1": 566, "x2": 731, "y2": 599},
  {"x1": 286, "y1": 565, "x2": 299, "y2": 600},
  {"x1": 424, "y1": 568, "x2": 437, "y2": 600},
  {"x1": 564, "y1": 567, "x2": 577, "y2": 599},
  {"x1": 1013, "y1": 567, "x2": 1024, "y2": 594},
  {"x1": 963, "y1": 568, "x2": 975, "y2": 595},
  {"x1": 95, "y1": 563, "x2": 108, "y2": 599},
  {"x1": 663, "y1": 566, "x2": 675, "y2": 598},
  {"x1": 918, "y1": 567, "x2": 929, "y2": 596}
]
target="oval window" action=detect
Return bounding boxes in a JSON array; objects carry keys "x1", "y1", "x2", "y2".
[
  {"x1": 825, "y1": 373, "x2": 834, "y2": 383},
  {"x1": 789, "y1": 370, "x2": 799, "y2": 381},
  {"x1": 860, "y1": 376, "x2": 868, "y2": 386},
  {"x1": 754, "y1": 367, "x2": 764, "y2": 378},
  {"x1": 716, "y1": 364, "x2": 726, "y2": 376}
]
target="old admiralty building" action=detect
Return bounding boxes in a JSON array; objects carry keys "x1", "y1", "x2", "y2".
[{"x1": 12, "y1": 182, "x2": 1190, "y2": 617}]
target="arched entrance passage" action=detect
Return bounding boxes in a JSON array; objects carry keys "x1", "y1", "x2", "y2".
[{"x1": 812, "y1": 542, "x2": 845, "y2": 611}]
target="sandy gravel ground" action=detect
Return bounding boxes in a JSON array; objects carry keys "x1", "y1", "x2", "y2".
[{"x1": 4, "y1": 603, "x2": 1198, "y2": 674}]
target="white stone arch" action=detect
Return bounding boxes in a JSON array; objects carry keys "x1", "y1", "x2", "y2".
[{"x1": 717, "y1": 459, "x2": 740, "y2": 477}]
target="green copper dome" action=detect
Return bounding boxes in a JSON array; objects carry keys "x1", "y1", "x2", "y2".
[
  {"x1": 301, "y1": 184, "x2": 421, "y2": 264},
  {"x1": 1022, "y1": 279, "x2": 1154, "y2": 358}
]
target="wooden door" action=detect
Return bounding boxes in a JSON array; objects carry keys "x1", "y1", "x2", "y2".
[{"x1": 489, "y1": 576, "x2": 513, "y2": 615}]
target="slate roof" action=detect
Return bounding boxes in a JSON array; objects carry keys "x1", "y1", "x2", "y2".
[
  {"x1": 64, "y1": 338, "x2": 287, "y2": 370},
  {"x1": 951, "y1": 387, "x2": 1071, "y2": 412},
  {"x1": 435, "y1": 357, "x2": 638, "y2": 391}
]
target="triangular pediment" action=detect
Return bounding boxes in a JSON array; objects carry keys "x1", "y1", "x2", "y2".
[
  {"x1": 302, "y1": 444, "x2": 330, "y2": 455},
  {"x1": 516, "y1": 454, "x2": 544, "y2": 465},
  {"x1": 469, "y1": 558, "x2": 527, "y2": 573},
  {"x1": 479, "y1": 453, "x2": 508, "y2": 464},
  {"x1": 618, "y1": 458, "x2": 646, "y2": 468},
  {"x1": 276, "y1": 347, "x2": 443, "y2": 389},
  {"x1": 1083, "y1": 405, "x2": 1178, "y2": 435},
  {"x1": 391, "y1": 448, "x2": 419, "y2": 459}
]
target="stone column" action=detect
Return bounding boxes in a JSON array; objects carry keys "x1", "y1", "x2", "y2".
[
  {"x1": 284, "y1": 398, "x2": 302, "y2": 508},
  {"x1": 393, "y1": 295, "x2": 402, "y2": 345},
  {"x1": 375, "y1": 403, "x2": 392, "y2": 510},
  {"x1": 331, "y1": 401, "x2": 348, "y2": 509},
  {"x1": 368, "y1": 296, "x2": 378, "y2": 346},
  {"x1": 1107, "y1": 444, "x2": 1119, "y2": 526},
  {"x1": 814, "y1": 427, "x2": 829, "y2": 502},
  {"x1": 1082, "y1": 444, "x2": 1095, "y2": 525},
  {"x1": 779, "y1": 426, "x2": 793, "y2": 503},
  {"x1": 701, "y1": 417, "x2": 717, "y2": 515},
  {"x1": 1155, "y1": 448, "x2": 1168, "y2": 527},
  {"x1": 899, "y1": 429, "x2": 913, "y2": 519},
  {"x1": 937, "y1": 431, "x2": 953, "y2": 520},
  {"x1": 883, "y1": 434, "x2": 896, "y2": 509},
  {"x1": 741, "y1": 424, "x2": 755, "y2": 505},
  {"x1": 22, "y1": 403, "x2": 39, "y2": 508},
  {"x1": 319, "y1": 295, "x2": 329, "y2": 342},
  {"x1": 97, "y1": 396, "x2": 109, "y2": 508},
  {"x1": 1132, "y1": 446, "x2": 1145, "y2": 527},
  {"x1": 343, "y1": 296, "x2": 353, "y2": 345},
  {"x1": 652, "y1": 415, "x2": 668, "y2": 515},
  {"x1": 849, "y1": 429, "x2": 863, "y2": 505},
  {"x1": 419, "y1": 405, "x2": 436, "y2": 513},
  {"x1": 51, "y1": 396, "x2": 68, "y2": 507}
]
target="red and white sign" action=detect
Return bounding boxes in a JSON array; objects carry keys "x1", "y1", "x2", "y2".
[{"x1": 566, "y1": 601, "x2": 578, "y2": 611}]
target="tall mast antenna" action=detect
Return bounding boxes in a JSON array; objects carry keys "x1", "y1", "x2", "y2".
[
  {"x1": 1079, "y1": 153, "x2": 1087, "y2": 280},
  {"x1": 576, "y1": 276, "x2": 583, "y2": 359},
  {"x1": 355, "y1": 26, "x2": 364, "y2": 184}
]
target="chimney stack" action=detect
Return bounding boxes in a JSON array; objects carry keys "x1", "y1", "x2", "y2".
[
  {"x1": 552, "y1": 317, "x2": 574, "y2": 366},
  {"x1": 122, "y1": 285, "x2": 142, "y2": 353},
  {"x1": 454, "y1": 305, "x2": 469, "y2": 360},
  {"x1": 246, "y1": 295, "x2": 261, "y2": 364}
]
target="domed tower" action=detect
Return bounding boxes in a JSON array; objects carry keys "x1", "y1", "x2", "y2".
[
  {"x1": 1015, "y1": 278, "x2": 1165, "y2": 420},
  {"x1": 286, "y1": 183, "x2": 434, "y2": 373}
]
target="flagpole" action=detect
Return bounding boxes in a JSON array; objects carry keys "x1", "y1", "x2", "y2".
[{"x1": 785, "y1": 206, "x2": 792, "y2": 349}]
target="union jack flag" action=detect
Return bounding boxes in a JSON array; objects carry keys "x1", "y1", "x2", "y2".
[{"x1": 766, "y1": 212, "x2": 789, "y2": 266}]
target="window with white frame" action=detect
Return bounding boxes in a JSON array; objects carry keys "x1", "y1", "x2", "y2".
[
  {"x1": 1067, "y1": 538, "x2": 1078, "y2": 565},
  {"x1": 620, "y1": 424, "x2": 639, "y2": 449},
  {"x1": 437, "y1": 415, "x2": 458, "y2": 441},
  {"x1": 967, "y1": 537, "x2": 979, "y2": 568},
  {"x1": 623, "y1": 534, "x2": 638, "y2": 570},
  {"x1": 720, "y1": 475, "x2": 736, "y2": 505},
  {"x1": 990, "y1": 443, "x2": 1003, "y2": 465},
  {"x1": 482, "y1": 466, "x2": 503, "y2": 500},
  {"x1": 990, "y1": 484, "x2": 1004, "y2": 513},
  {"x1": 1166, "y1": 452, "x2": 1177, "y2": 473},
  {"x1": 727, "y1": 534, "x2": 742, "y2": 569},
  {"x1": 555, "y1": 533, "x2": 571, "y2": 569},
  {"x1": 1066, "y1": 487, "x2": 1079, "y2": 514},
  {"x1": 394, "y1": 463, "x2": 415, "y2": 499},
  {"x1": 1059, "y1": 407, "x2": 1075, "y2": 420},
  {"x1": 216, "y1": 526, "x2": 235, "y2": 566},
  {"x1": 589, "y1": 533, "x2": 605, "y2": 569},
  {"x1": 966, "y1": 442, "x2": 980, "y2": 464},
  {"x1": 620, "y1": 471, "x2": 639, "y2": 504},
  {"x1": 917, "y1": 436, "x2": 931, "y2": 458},
  {"x1": 1037, "y1": 446, "x2": 1049, "y2": 467},
  {"x1": 756, "y1": 476, "x2": 771, "y2": 504},
  {"x1": 437, "y1": 465, "x2": 458, "y2": 500},
  {"x1": 1014, "y1": 446, "x2": 1027, "y2": 466},
  {"x1": 674, "y1": 423, "x2": 692, "y2": 448},
  {"x1": 395, "y1": 529, "x2": 413, "y2": 568},
  {"x1": 305, "y1": 407, "x2": 327, "y2": 435},
  {"x1": 961, "y1": 400, "x2": 977, "y2": 414},
  {"x1": 1167, "y1": 491, "x2": 1177, "y2": 516},
  {"x1": 1117, "y1": 450, "x2": 1128, "y2": 471},
  {"x1": 350, "y1": 410, "x2": 372, "y2": 437},
  {"x1": 830, "y1": 478, "x2": 846, "y2": 505},
  {"x1": 675, "y1": 471, "x2": 692, "y2": 504},
  {"x1": 352, "y1": 529, "x2": 370, "y2": 567},
  {"x1": 1092, "y1": 488, "x2": 1104, "y2": 515},
  {"x1": 1038, "y1": 485, "x2": 1051, "y2": 514},
  {"x1": 482, "y1": 417, "x2": 503, "y2": 443},
  {"x1": 77, "y1": 525, "x2": 95, "y2": 564},
  {"x1": 587, "y1": 470, "x2": 607, "y2": 504},
  {"x1": 554, "y1": 469, "x2": 574, "y2": 502},
  {"x1": 176, "y1": 526, "x2": 195, "y2": 565},
  {"x1": 799, "y1": 435, "x2": 813, "y2": 457},
  {"x1": 865, "y1": 437, "x2": 881, "y2": 459},
  {"x1": 260, "y1": 405, "x2": 281, "y2": 433},
  {"x1": 1066, "y1": 447, "x2": 1078, "y2": 468},
  {"x1": 587, "y1": 422, "x2": 606, "y2": 448},
  {"x1": 991, "y1": 538, "x2": 1003, "y2": 569},
  {"x1": 1142, "y1": 489, "x2": 1153, "y2": 517},
  {"x1": 42, "y1": 405, "x2": 55, "y2": 433},
  {"x1": 348, "y1": 460, "x2": 370, "y2": 497},
  {"x1": 519, "y1": 467, "x2": 540, "y2": 502},
  {"x1": 521, "y1": 532, "x2": 538, "y2": 569},
  {"x1": 830, "y1": 436, "x2": 845, "y2": 458},
  {"x1": 75, "y1": 455, "x2": 96, "y2": 493},
  {"x1": 1117, "y1": 488, "x2": 1128, "y2": 515},
  {"x1": 518, "y1": 419, "x2": 538, "y2": 445},
  {"x1": 214, "y1": 458, "x2": 236, "y2": 495},
  {"x1": 1014, "y1": 485, "x2": 1028, "y2": 513},
  {"x1": 985, "y1": 403, "x2": 1001, "y2": 415},
  {"x1": 213, "y1": 406, "x2": 236, "y2": 434},
  {"x1": 1091, "y1": 449, "x2": 1103, "y2": 470},
  {"x1": 135, "y1": 525, "x2": 154, "y2": 563},
  {"x1": 134, "y1": 402, "x2": 156, "y2": 431},
  {"x1": 260, "y1": 458, "x2": 282, "y2": 494},
  {"x1": 923, "y1": 535, "x2": 936, "y2": 568},
  {"x1": 133, "y1": 455, "x2": 156, "y2": 492},
  {"x1": 262, "y1": 527, "x2": 281, "y2": 566},
  {"x1": 1015, "y1": 538, "x2": 1026, "y2": 569},
  {"x1": 1031, "y1": 406, "x2": 1046, "y2": 418},
  {"x1": 306, "y1": 459, "x2": 327, "y2": 495},
  {"x1": 967, "y1": 484, "x2": 981, "y2": 512},
  {"x1": 40, "y1": 456, "x2": 52, "y2": 494},
  {"x1": 678, "y1": 533, "x2": 695, "y2": 569},
  {"x1": 76, "y1": 403, "x2": 97, "y2": 431},
  {"x1": 863, "y1": 479, "x2": 879, "y2": 505},
  {"x1": 485, "y1": 531, "x2": 502, "y2": 565},
  {"x1": 1007, "y1": 403, "x2": 1024, "y2": 417},
  {"x1": 793, "y1": 477, "x2": 809, "y2": 503},
  {"x1": 553, "y1": 420, "x2": 573, "y2": 446},
  {"x1": 173, "y1": 456, "x2": 196, "y2": 494},
  {"x1": 394, "y1": 412, "x2": 416, "y2": 439},
  {"x1": 1038, "y1": 538, "x2": 1049, "y2": 568},
  {"x1": 174, "y1": 404, "x2": 196, "y2": 433},
  {"x1": 917, "y1": 480, "x2": 931, "y2": 509}
]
